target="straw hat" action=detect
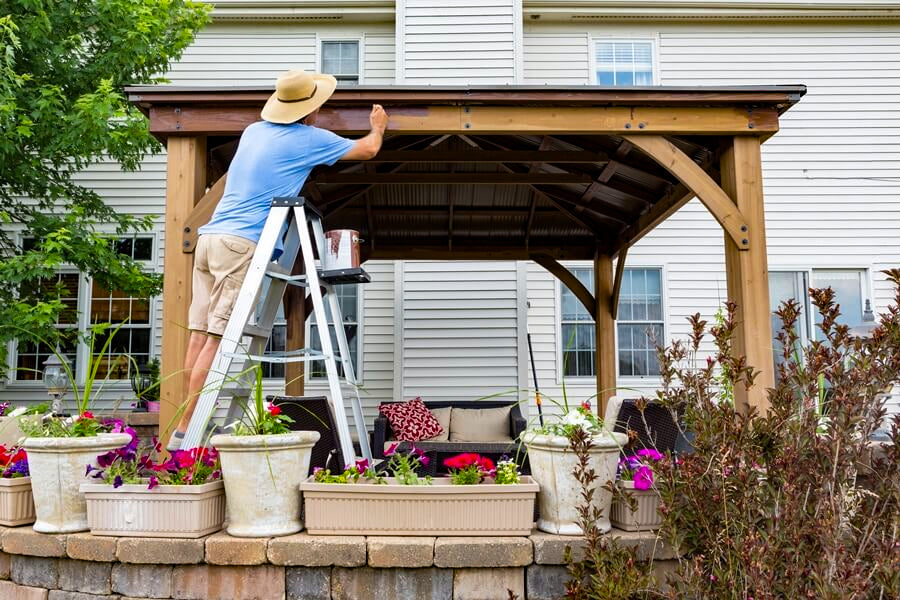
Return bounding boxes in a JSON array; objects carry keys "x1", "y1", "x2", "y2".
[{"x1": 261, "y1": 70, "x2": 338, "y2": 124}]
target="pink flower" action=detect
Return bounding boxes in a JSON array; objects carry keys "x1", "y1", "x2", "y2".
[
  {"x1": 633, "y1": 466, "x2": 654, "y2": 490},
  {"x1": 419, "y1": 455, "x2": 430, "y2": 467},
  {"x1": 268, "y1": 404, "x2": 282, "y2": 416},
  {"x1": 636, "y1": 448, "x2": 664, "y2": 461},
  {"x1": 81, "y1": 411, "x2": 94, "y2": 420},
  {"x1": 354, "y1": 459, "x2": 369, "y2": 472},
  {"x1": 384, "y1": 443, "x2": 399, "y2": 457}
]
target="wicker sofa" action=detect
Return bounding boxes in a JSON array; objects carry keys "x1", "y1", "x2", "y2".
[{"x1": 372, "y1": 399, "x2": 527, "y2": 473}]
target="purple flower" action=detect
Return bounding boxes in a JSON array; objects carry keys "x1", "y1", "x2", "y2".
[
  {"x1": 313, "y1": 466, "x2": 323, "y2": 474},
  {"x1": 148, "y1": 475, "x2": 159, "y2": 489},
  {"x1": 85, "y1": 464, "x2": 94, "y2": 477},
  {"x1": 384, "y1": 443, "x2": 399, "y2": 457},
  {"x1": 113, "y1": 475, "x2": 123, "y2": 489},
  {"x1": 96, "y1": 451, "x2": 116, "y2": 468},
  {"x1": 211, "y1": 470, "x2": 221, "y2": 480},
  {"x1": 633, "y1": 466, "x2": 654, "y2": 490},
  {"x1": 419, "y1": 455, "x2": 430, "y2": 467},
  {"x1": 636, "y1": 448, "x2": 664, "y2": 461}
]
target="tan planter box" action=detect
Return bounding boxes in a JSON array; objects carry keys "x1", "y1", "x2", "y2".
[
  {"x1": 80, "y1": 480, "x2": 225, "y2": 538},
  {"x1": 301, "y1": 476, "x2": 539, "y2": 536},
  {"x1": 0, "y1": 477, "x2": 36, "y2": 526},
  {"x1": 610, "y1": 480, "x2": 663, "y2": 532}
]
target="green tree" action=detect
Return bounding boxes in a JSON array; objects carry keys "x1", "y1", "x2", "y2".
[{"x1": 0, "y1": 0, "x2": 210, "y2": 366}]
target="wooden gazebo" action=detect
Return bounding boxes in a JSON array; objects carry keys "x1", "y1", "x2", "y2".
[{"x1": 127, "y1": 85, "x2": 805, "y2": 433}]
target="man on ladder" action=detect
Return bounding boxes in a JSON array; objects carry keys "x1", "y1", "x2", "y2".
[{"x1": 168, "y1": 69, "x2": 388, "y2": 451}]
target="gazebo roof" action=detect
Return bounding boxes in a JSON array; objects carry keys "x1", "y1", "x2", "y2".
[{"x1": 128, "y1": 85, "x2": 804, "y2": 261}]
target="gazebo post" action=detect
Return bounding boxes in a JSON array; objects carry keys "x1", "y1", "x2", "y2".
[
  {"x1": 594, "y1": 249, "x2": 616, "y2": 419},
  {"x1": 159, "y1": 136, "x2": 207, "y2": 439},
  {"x1": 721, "y1": 136, "x2": 775, "y2": 414},
  {"x1": 283, "y1": 261, "x2": 306, "y2": 397}
]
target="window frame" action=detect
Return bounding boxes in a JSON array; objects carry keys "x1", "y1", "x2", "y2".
[
  {"x1": 318, "y1": 37, "x2": 363, "y2": 86},
  {"x1": 6, "y1": 233, "x2": 159, "y2": 387},
  {"x1": 306, "y1": 283, "x2": 364, "y2": 383},
  {"x1": 590, "y1": 37, "x2": 660, "y2": 86},
  {"x1": 555, "y1": 262, "x2": 667, "y2": 385}
]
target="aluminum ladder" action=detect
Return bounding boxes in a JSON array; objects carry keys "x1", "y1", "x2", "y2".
[{"x1": 180, "y1": 196, "x2": 372, "y2": 465}]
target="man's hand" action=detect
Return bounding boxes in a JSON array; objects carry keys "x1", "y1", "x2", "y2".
[
  {"x1": 342, "y1": 104, "x2": 389, "y2": 160},
  {"x1": 370, "y1": 104, "x2": 388, "y2": 133}
]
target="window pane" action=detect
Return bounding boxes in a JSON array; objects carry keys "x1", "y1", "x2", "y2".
[
  {"x1": 133, "y1": 238, "x2": 153, "y2": 261},
  {"x1": 596, "y1": 41, "x2": 654, "y2": 87},
  {"x1": 322, "y1": 41, "x2": 358, "y2": 77},
  {"x1": 88, "y1": 283, "x2": 153, "y2": 379},
  {"x1": 811, "y1": 270, "x2": 865, "y2": 328}
]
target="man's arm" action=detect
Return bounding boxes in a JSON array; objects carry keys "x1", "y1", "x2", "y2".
[{"x1": 341, "y1": 104, "x2": 388, "y2": 161}]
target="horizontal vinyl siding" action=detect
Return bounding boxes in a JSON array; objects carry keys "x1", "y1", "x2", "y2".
[
  {"x1": 522, "y1": 22, "x2": 900, "y2": 412},
  {"x1": 364, "y1": 33, "x2": 396, "y2": 84},
  {"x1": 401, "y1": 0, "x2": 517, "y2": 84},
  {"x1": 401, "y1": 261, "x2": 520, "y2": 403},
  {"x1": 523, "y1": 32, "x2": 590, "y2": 84}
]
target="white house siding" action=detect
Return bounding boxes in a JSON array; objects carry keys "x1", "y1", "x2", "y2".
[
  {"x1": 521, "y1": 21, "x2": 900, "y2": 419},
  {"x1": 364, "y1": 33, "x2": 396, "y2": 84},
  {"x1": 400, "y1": 261, "x2": 521, "y2": 403},
  {"x1": 398, "y1": 0, "x2": 520, "y2": 84}
]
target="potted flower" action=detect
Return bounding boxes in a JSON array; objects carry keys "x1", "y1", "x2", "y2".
[
  {"x1": 610, "y1": 448, "x2": 664, "y2": 531},
  {"x1": 20, "y1": 324, "x2": 134, "y2": 533},
  {"x1": 522, "y1": 397, "x2": 628, "y2": 534},
  {"x1": 301, "y1": 447, "x2": 538, "y2": 536},
  {"x1": 80, "y1": 434, "x2": 225, "y2": 538},
  {"x1": 0, "y1": 445, "x2": 36, "y2": 526},
  {"x1": 210, "y1": 366, "x2": 320, "y2": 537}
]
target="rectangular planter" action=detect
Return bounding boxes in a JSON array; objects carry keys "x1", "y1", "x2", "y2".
[
  {"x1": 610, "y1": 481, "x2": 663, "y2": 532},
  {"x1": 0, "y1": 477, "x2": 36, "y2": 526},
  {"x1": 80, "y1": 480, "x2": 225, "y2": 538},
  {"x1": 301, "y1": 476, "x2": 538, "y2": 536}
]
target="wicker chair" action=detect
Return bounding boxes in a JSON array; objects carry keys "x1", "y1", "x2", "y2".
[
  {"x1": 612, "y1": 399, "x2": 689, "y2": 454},
  {"x1": 269, "y1": 395, "x2": 345, "y2": 474}
]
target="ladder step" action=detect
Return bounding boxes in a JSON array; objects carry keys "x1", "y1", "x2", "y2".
[
  {"x1": 224, "y1": 349, "x2": 328, "y2": 364},
  {"x1": 266, "y1": 266, "x2": 308, "y2": 287},
  {"x1": 242, "y1": 324, "x2": 271, "y2": 339}
]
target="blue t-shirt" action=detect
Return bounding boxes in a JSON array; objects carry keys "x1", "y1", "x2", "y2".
[{"x1": 199, "y1": 121, "x2": 355, "y2": 246}]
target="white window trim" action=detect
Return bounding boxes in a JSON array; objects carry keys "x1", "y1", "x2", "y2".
[
  {"x1": 554, "y1": 262, "x2": 668, "y2": 386},
  {"x1": 317, "y1": 36, "x2": 365, "y2": 85},
  {"x1": 304, "y1": 283, "x2": 365, "y2": 385},
  {"x1": 590, "y1": 36, "x2": 661, "y2": 86},
  {"x1": 6, "y1": 232, "x2": 159, "y2": 389}
]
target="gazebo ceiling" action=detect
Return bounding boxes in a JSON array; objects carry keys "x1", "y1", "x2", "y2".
[{"x1": 127, "y1": 85, "x2": 805, "y2": 260}]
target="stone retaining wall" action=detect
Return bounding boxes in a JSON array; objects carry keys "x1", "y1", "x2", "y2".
[{"x1": 0, "y1": 525, "x2": 676, "y2": 599}]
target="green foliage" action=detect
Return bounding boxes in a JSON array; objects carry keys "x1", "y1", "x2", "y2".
[
  {"x1": 228, "y1": 365, "x2": 295, "y2": 436},
  {"x1": 0, "y1": 0, "x2": 210, "y2": 361},
  {"x1": 652, "y1": 270, "x2": 900, "y2": 599},
  {"x1": 493, "y1": 458, "x2": 521, "y2": 485}
]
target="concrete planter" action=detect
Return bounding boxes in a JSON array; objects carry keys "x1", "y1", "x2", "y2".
[
  {"x1": 23, "y1": 433, "x2": 133, "y2": 533},
  {"x1": 0, "y1": 416, "x2": 25, "y2": 447},
  {"x1": 211, "y1": 431, "x2": 320, "y2": 537},
  {"x1": 81, "y1": 480, "x2": 225, "y2": 538},
  {"x1": 610, "y1": 480, "x2": 663, "y2": 531},
  {"x1": 301, "y1": 476, "x2": 539, "y2": 536},
  {"x1": 523, "y1": 430, "x2": 627, "y2": 535},
  {"x1": 0, "y1": 477, "x2": 36, "y2": 526}
]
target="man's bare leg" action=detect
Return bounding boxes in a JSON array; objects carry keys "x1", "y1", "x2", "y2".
[{"x1": 176, "y1": 332, "x2": 221, "y2": 433}]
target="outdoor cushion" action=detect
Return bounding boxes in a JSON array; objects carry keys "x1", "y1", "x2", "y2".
[
  {"x1": 449, "y1": 406, "x2": 512, "y2": 442},
  {"x1": 378, "y1": 398, "x2": 444, "y2": 442},
  {"x1": 424, "y1": 406, "x2": 452, "y2": 442}
]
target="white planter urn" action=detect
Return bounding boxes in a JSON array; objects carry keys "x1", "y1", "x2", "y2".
[
  {"x1": 212, "y1": 431, "x2": 320, "y2": 537},
  {"x1": 23, "y1": 433, "x2": 133, "y2": 533},
  {"x1": 523, "y1": 429, "x2": 628, "y2": 535}
]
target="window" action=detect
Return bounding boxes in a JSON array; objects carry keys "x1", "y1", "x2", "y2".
[
  {"x1": 560, "y1": 267, "x2": 664, "y2": 379},
  {"x1": 321, "y1": 41, "x2": 359, "y2": 86},
  {"x1": 595, "y1": 40, "x2": 654, "y2": 86},
  {"x1": 769, "y1": 269, "x2": 870, "y2": 366},
  {"x1": 12, "y1": 236, "x2": 155, "y2": 382},
  {"x1": 261, "y1": 284, "x2": 360, "y2": 380}
]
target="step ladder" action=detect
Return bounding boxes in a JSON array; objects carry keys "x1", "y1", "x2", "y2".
[{"x1": 180, "y1": 196, "x2": 372, "y2": 466}]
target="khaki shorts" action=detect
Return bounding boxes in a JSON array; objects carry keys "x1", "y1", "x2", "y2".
[{"x1": 188, "y1": 234, "x2": 257, "y2": 336}]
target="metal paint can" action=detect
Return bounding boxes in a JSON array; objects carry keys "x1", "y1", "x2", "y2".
[{"x1": 323, "y1": 230, "x2": 361, "y2": 270}]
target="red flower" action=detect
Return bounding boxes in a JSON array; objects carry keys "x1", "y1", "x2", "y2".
[
  {"x1": 581, "y1": 401, "x2": 591, "y2": 411},
  {"x1": 269, "y1": 405, "x2": 282, "y2": 416},
  {"x1": 81, "y1": 411, "x2": 94, "y2": 420},
  {"x1": 444, "y1": 453, "x2": 493, "y2": 472}
]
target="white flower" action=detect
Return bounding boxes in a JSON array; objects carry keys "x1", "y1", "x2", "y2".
[{"x1": 562, "y1": 409, "x2": 592, "y2": 430}]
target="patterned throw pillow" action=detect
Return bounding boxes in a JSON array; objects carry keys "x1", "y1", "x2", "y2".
[{"x1": 379, "y1": 398, "x2": 444, "y2": 442}]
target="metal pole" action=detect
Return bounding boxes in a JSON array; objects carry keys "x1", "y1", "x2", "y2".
[{"x1": 527, "y1": 332, "x2": 544, "y2": 427}]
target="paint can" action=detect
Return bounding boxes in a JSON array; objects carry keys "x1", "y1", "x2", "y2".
[{"x1": 323, "y1": 230, "x2": 361, "y2": 271}]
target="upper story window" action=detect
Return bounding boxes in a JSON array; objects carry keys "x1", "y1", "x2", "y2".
[
  {"x1": 321, "y1": 41, "x2": 360, "y2": 86},
  {"x1": 595, "y1": 40, "x2": 654, "y2": 86},
  {"x1": 560, "y1": 267, "x2": 664, "y2": 379}
]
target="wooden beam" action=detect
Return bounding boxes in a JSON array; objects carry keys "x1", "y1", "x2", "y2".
[
  {"x1": 365, "y1": 194, "x2": 376, "y2": 252},
  {"x1": 625, "y1": 135, "x2": 750, "y2": 250},
  {"x1": 524, "y1": 191, "x2": 537, "y2": 249},
  {"x1": 160, "y1": 136, "x2": 206, "y2": 439},
  {"x1": 612, "y1": 246, "x2": 628, "y2": 320},
  {"x1": 367, "y1": 244, "x2": 596, "y2": 261},
  {"x1": 594, "y1": 251, "x2": 616, "y2": 420},
  {"x1": 314, "y1": 172, "x2": 594, "y2": 185},
  {"x1": 533, "y1": 255, "x2": 595, "y2": 316},
  {"x1": 536, "y1": 185, "x2": 630, "y2": 226},
  {"x1": 349, "y1": 150, "x2": 608, "y2": 163},
  {"x1": 721, "y1": 136, "x2": 775, "y2": 415},
  {"x1": 182, "y1": 173, "x2": 226, "y2": 253},
  {"x1": 283, "y1": 260, "x2": 306, "y2": 397},
  {"x1": 148, "y1": 105, "x2": 779, "y2": 137}
]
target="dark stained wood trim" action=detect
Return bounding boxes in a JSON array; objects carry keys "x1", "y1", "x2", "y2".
[
  {"x1": 612, "y1": 246, "x2": 628, "y2": 320},
  {"x1": 366, "y1": 244, "x2": 596, "y2": 261},
  {"x1": 315, "y1": 172, "x2": 595, "y2": 185},
  {"x1": 355, "y1": 150, "x2": 608, "y2": 163}
]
